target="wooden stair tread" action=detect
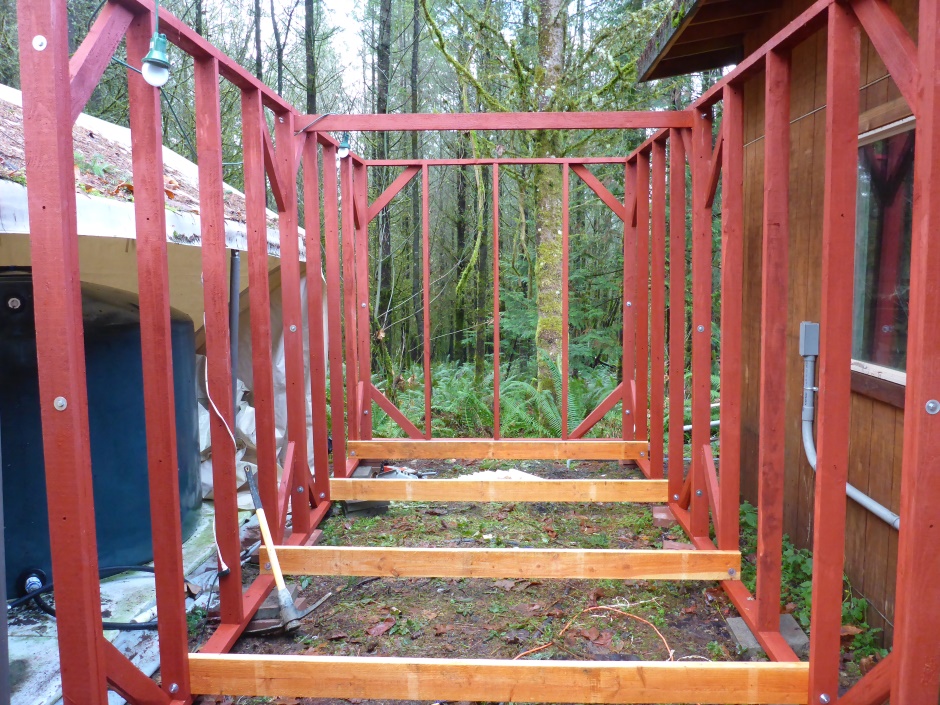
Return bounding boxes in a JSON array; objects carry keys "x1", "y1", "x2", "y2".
[{"x1": 347, "y1": 438, "x2": 648, "y2": 461}]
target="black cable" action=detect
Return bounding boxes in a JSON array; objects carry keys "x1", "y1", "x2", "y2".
[{"x1": 7, "y1": 566, "x2": 160, "y2": 631}]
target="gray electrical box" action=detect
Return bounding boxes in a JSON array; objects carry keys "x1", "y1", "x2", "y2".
[{"x1": 799, "y1": 321, "x2": 820, "y2": 357}]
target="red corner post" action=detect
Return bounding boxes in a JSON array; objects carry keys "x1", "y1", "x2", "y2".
[
  {"x1": 806, "y1": 4, "x2": 860, "y2": 703},
  {"x1": 16, "y1": 0, "x2": 109, "y2": 700},
  {"x1": 891, "y1": 0, "x2": 940, "y2": 701},
  {"x1": 756, "y1": 48, "x2": 791, "y2": 635}
]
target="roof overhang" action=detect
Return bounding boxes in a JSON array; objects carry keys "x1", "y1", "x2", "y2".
[{"x1": 638, "y1": 0, "x2": 781, "y2": 82}]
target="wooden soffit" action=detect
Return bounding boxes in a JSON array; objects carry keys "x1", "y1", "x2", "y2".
[{"x1": 638, "y1": 0, "x2": 782, "y2": 82}]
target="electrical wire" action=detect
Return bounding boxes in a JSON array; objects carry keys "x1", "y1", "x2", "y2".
[{"x1": 7, "y1": 566, "x2": 160, "y2": 631}]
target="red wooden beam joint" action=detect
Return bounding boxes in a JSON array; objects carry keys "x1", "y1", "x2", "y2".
[{"x1": 69, "y1": 1, "x2": 135, "y2": 123}]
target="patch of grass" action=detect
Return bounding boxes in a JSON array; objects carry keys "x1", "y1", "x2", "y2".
[{"x1": 739, "y1": 502, "x2": 887, "y2": 659}]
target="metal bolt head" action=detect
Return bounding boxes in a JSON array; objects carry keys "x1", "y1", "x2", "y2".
[
  {"x1": 697, "y1": 325, "x2": 705, "y2": 333},
  {"x1": 819, "y1": 695, "x2": 831, "y2": 704},
  {"x1": 290, "y1": 324, "x2": 297, "y2": 332},
  {"x1": 297, "y1": 486, "x2": 304, "y2": 493},
  {"x1": 926, "y1": 400, "x2": 940, "y2": 415},
  {"x1": 7, "y1": 296, "x2": 21, "y2": 310},
  {"x1": 53, "y1": 396, "x2": 67, "y2": 411},
  {"x1": 364, "y1": 409, "x2": 370, "y2": 415},
  {"x1": 727, "y1": 568, "x2": 736, "y2": 577},
  {"x1": 626, "y1": 301, "x2": 633, "y2": 308},
  {"x1": 168, "y1": 683, "x2": 180, "y2": 695},
  {"x1": 32, "y1": 35, "x2": 47, "y2": 51},
  {"x1": 695, "y1": 489, "x2": 703, "y2": 497},
  {"x1": 673, "y1": 494, "x2": 679, "y2": 501},
  {"x1": 319, "y1": 492, "x2": 326, "y2": 499},
  {"x1": 350, "y1": 450, "x2": 356, "y2": 456},
  {"x1": 361, "y1": 302, "x2": 367, "y2": 308},
  {"x1": 278, "y1": 116, "x2": 284, "y2": 123},
  {"x1": 264, "y1": 562, "x2": 271, "y2": 570}
]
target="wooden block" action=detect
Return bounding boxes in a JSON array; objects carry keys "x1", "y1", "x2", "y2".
[
  {"x1": 346, "y1": 438, "x2": 647, "y2": 461},
  {"x1": 662, "y1": 540, "x2": 697, "y2": 551},
  {"x1": 188, "y1": 654, "x2": 809, "y2": 703},
  {"x1": 260, "y1": 546, "x2": 741, "y2": 581},
  {"x1": 329, "y1": 478, "x2": 668, "y2": 503}
]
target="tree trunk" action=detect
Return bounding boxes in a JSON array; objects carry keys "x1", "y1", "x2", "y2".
[
  {"x1": 305, "y1": 0, "x2": 317, "y2": 113},
  {"x1": 534, "y1": 0, "x2": 565, "y2": 393},
  {"x1": 375, "y1": 0, "x2": 393, "y2": 331},
  {"x1": 254, "y1": 0, "x2": 262, "y2": 80}
]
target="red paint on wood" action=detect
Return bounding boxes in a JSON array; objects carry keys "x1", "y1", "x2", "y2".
[
  {"x1": 702, "y1": 445, "x2": 720, "y2": 523},
  {"x1": 668, "y1": 129, "x2": 687, "y2": 502},
  {"x1": 300, "y1": 111, "x2": 693, "y2": 132},
  {"x1": 241, "y1": 88, "x2": 281, "y2": 529},
  {"x1": 851, "y1": 0, "x2": 919, "y2": 113},
  {"x1": 838, "y1": 652, "x2": 893, "y2": 705},
  {"x1": 194, "y1": 56, "x2": 243, "y2": 623},
  {"x1": 371, "y1": 384, "x2": 424, "y2": 439},
  {"x1": 367, "y1": 165, "x2": 420, "y2": 223},
  {"x1": 493, "y1": 164, "x2": 501, "y2": 440},
  {"x1": 570, "y1": 384, "x2": 624, "y2": 440},
  {"x1": 650, "y1": 141, "x2": 668, "y2": 481},
  {"x1": 718, "y1": 82, "x2": 744, "y2": 552},
  {"x1": 125, "y1": 15, "x2": 190, "y2": 697},
  {"x1": 562, "y1": 163, "x2": 570, "y2": 440},
  {"x1": 635, "y1": 152, "x2": 650, "y2": 444},
  {"x1": 622, "y1": 161, "x2": 637, "y2": 441},
  {"x1": 891, "y1": 0, "x2": 940, "y2": 700},
  {"x1": 302, "y1": 134, "x2": 331, "y2": 504},
  {"x1": 16, "y1": 1, "x2": 109, "y2": 698},
  {"x1": 422, "y1": 165, "x2": 432, "y2": 439},
  {"x1": 756, "y1": 49, "x2": 790, "y2": 635},
  {"x1": 277, "y1": 442, "x2": 297, "y2": 538},
  {"x1": 69, "y1": 1, "x2": 134, "y2": 123},
  {"x1": 353, "y1": 162, "x2": 372, "y2": 440},
  {"x1": 704, "y1": 129, "x2": 724, "y2": 210},
  {"x1": 275, "y1": 113, "x2": 312, "y2": 534},
  {"x1": 690, "y1": 109, "x2": 713, "y2": 540},
  {"x1": 263, "y1": 126, "x2": 287, "y2": 212},
  {"x1": 321, "y1": 142, "x2": 348, "y2": 475},
  {"x1": 571, "y1": 164, "x2": 627, "y2": 222},
  {"x1": 367, "y1": 157, "x2": 630, "y2": 167},
  {"x1": 103, "y1": 639, "x2": 171, "y2": 705},
  {"x1": 340, "y1": 157, "x2": 361, "y2": 443}
]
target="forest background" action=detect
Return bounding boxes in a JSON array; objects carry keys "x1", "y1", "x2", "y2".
[{"x1": 0, "y1": 0, "x2": 722, "y2": 440}]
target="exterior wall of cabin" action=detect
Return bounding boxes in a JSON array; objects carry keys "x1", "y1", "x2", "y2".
[{"x1": 735, "y1": 0, "x2": 916, "y2": 645}]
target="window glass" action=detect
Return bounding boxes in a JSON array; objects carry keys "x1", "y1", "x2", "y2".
[{"x1": 853, "y1": 129, "x2": 915, "y2": 372}]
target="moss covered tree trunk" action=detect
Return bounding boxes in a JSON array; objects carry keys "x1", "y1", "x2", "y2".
[{"x1": 534, "y1": 0, "x2": 565, "y2": 393}]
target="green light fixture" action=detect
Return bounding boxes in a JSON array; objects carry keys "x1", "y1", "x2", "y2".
[
  {"x1": 141, "y1": 0, "x2": 170, "y2": 88},
  {"x1": 338, "y1": 132, "x2": 350, "y2": 159}
]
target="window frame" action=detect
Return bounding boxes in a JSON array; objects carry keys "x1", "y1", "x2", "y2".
[{"x1": 851, "y1": 115, "x2": 916, "y2": 388}]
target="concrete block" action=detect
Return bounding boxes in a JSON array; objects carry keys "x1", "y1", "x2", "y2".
[
  {"x1": 652, "y1": 506, "x2": 678, "y2": 529},
  {"x1": 727, "y1": 614, "x2": 810, "y2": 660}
]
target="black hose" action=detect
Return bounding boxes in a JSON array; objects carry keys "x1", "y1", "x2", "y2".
[{"x1": 8, "y1": 566, "x2": 160, "y2": 631}]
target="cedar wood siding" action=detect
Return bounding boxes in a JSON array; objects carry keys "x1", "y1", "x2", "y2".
[{"x1": 735, "y1": 0, "x2": 916, "y2": 645}]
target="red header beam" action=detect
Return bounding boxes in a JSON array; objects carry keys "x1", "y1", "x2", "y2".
[
  {"x1": 366, "y1": 157, "x2": 631, "y2": 166},
  {"x1": 300, "y1": 111, "x2": 693, "y2": 132}
]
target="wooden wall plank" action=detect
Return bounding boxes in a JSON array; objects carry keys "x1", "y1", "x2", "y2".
[
  {"x1": 189, "y1": 655, "x2": 809, "y2": 704},
  {"x1": 347, "y1": 439, "x2": 646, "y2": 461},
  {"x1": 329, "y1": 478, "x2": 669, "y2": 503},
  {"x1": 262, "y1": 546, "x2": 741, "y2": 581}
]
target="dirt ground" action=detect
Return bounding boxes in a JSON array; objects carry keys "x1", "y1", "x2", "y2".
[{"x1": 191, "y1": 459, "x2": 754, "y2": 705}]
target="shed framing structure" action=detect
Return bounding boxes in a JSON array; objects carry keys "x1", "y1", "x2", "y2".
[{"x1": 13, "y1": 0, "x2": 940, "y2": 703}]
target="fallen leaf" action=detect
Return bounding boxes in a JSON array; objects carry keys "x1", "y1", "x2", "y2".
[
  {"x1": 587, "y1": 587, "x2": 606, "y2": 607},
  {"x1": 366, "y1": 617, "x2": 396, "y2": 637},
  {"x1": 441, "y1": 519, "x2": 456, "y2": 530},
  {"x1": 514, "y1": 580, "x2": 541, "y2": 591},
  {"x1": 859, "y1": 655, "x2": 877, "y2": 675},
  {"x1": 581, "y1": 627, "x2": 601, "y2": 642},
  {"x1": 542, "y1": 517, "x2": 557, "y2": 539},
  {"x1": 502, "y1": 629, "x2": 530, "y2": 644},
  {"x1": 593, "y1": 631, "x2": 614, "y2": 648},
  {"x1": 425, "y1": 508, "x2": 448, "y2": 516},
  {"x1": 433, "y1": 624, "x2": 453, "y2": 636},
  {"x1": 493, "y1": 579, "x2": 517, "y2": 591},
  {"x1": 326, "y1": 632, "x2": 348, "y2": 640},
  {"x1": 783, "y1": 602, "x2": 798, "y2": 614},
  {"x1": 442, "y1": 643, "x2": 456, "y2": 652},
  {"x1": 682, "y1": 604, "x2": 698, "y2": 615},
  {"x1": 512, "y1": 603, "x2": 542, "y2": 617}
]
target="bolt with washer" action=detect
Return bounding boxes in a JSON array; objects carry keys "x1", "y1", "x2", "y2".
[
  {"x1": 926, "y1": 400, "x2": 940, "y2": 415},
  {"x1": 7, "y1": 296, "x2": 21, "y2": 310}
]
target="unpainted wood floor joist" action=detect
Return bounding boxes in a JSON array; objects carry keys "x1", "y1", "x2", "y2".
[
  {"x1": 189, "y1": 654, "x2": 810, "y2": 703},
  {"x1": 329, "y1": 478, "x2": 669, "y2": 503},
  {"x1": 347, "y1": 438, "x2": 648, "y2": 461},
  {"x1": 260, "y1": 546, "x2": 742, "y2": 581}
]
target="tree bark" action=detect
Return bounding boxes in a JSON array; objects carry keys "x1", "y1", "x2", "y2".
[
  {"x1": 305, "y1": 0, "x2": 317, "y2": 113},
  {"x1": 534, "y1": 0, "x2": 565, "y2": 392},
  {"x1": 375, "y1": 0, "x2": 393, "y2": 332},
  {"x1": 254, "y1": 0, "x2": 262, "y2": 80}
]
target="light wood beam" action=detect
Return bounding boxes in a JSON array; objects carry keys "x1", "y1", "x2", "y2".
[
  {"x1": 329, "y1": 478, "x2": 668, "y2": 503},
  {"x1": 189, "y1": 655, "x2": 809, "y2": 703},
  {"x1": 260, "y1": 546, "x2": 741, "y2": 581},
  {"x1": 347, "y1": 438, "x2": 647, "y2": 461}
]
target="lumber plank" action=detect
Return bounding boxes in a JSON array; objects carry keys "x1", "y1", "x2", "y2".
[
  {"x1": 329, "y1": 478, "x2": 668, "y2": 503},
  {"x1": 260, "y1": 546, "x2": 741, "y2": 581},
  {"x1": 347, "y1": 438, "x2": 647, "y2": 461},
  {"x1": 188, "y1": 655, "x2": 808, "y2": 703}
]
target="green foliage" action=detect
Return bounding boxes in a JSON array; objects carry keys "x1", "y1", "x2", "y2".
[{"x1": 738, "y1": 502, "x2": 887, "y2": 659}]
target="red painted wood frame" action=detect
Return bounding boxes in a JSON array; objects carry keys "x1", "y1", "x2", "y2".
[
  {"x1": 649, "y1": 140, "x2": 668, "y2": 482},
  {"x1": 667, "y1": 129, "x2": 687, "y2": 502},
  {"x1": 493, "y1": 164, "x2": 501, "y2": 439},
  {"x1": 622, "y1": 161, "x2": 638, "y2": 442},
  {"x1": 634, "y1": 152, "x2": 651, "y2": 455}
]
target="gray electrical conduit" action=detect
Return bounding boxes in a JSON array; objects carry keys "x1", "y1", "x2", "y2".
[{"x1": 799, "y1": 322, "x2": 901, "y2": 531}]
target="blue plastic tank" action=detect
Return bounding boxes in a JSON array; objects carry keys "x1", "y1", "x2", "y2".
[{"x1": 0, "y1": 270, "x2": 202, "y2": 594}]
